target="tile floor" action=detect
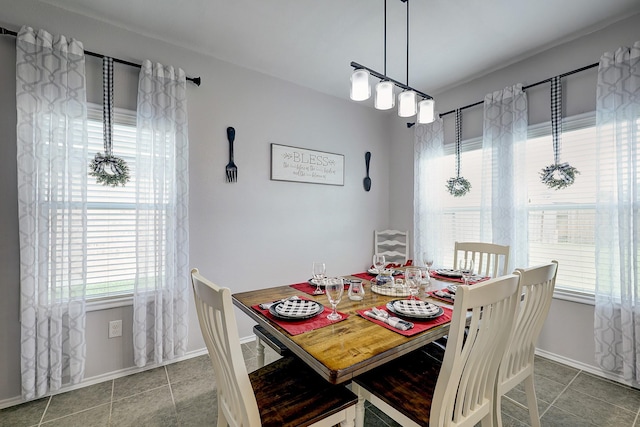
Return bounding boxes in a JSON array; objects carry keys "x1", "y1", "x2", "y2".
[{"x1": 2, "y1": 344, "x2": 640, "y2": 426}]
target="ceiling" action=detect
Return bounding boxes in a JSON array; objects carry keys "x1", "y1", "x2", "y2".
[{"x1": 42, "y1": 0, "x2": 640, "y2": 100}]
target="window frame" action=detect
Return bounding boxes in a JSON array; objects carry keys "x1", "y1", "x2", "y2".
[{"x1": 439, "y1": 111, "x2": 597, "y2": 305}]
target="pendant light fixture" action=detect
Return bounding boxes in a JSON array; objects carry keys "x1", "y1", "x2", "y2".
[{"x1": 350, "y1": 0, "x2": 435, "y2": 123}]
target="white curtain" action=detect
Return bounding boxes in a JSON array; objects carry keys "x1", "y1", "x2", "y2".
[
  {"x1": 16, "y1": 26, "x2": 88, "y2": 399},
  {"x1": 133, "y1": 60, "x2": 190, "y2": 367},
  {"x1": 594, "y1": 41, "x2": 640, "y2": 384},
  {"x1": 480, "y1": 84, "x2": 529, "y2": 271},
  {"x1": 414, "y1": 117, "x2": 445, "y2": 267}
]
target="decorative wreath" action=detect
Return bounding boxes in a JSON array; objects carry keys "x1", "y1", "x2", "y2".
[
  {"x1": 447, "y1": 176, "x2": 472, "y2": 197},
  {"x1": 90, "y1": 154, "x2": 130, "y2": 186},
  {"x1": 541, "y1": 76, "x2": 578, "y2": 190},
  {"x1": 540, "y1": 162, "x2": 579, "y2": 190},
  {"x1": 447, "y1": 109, "x2": 472, "y2": 197},
  {"x1": 89, "y1": 57, "x2": 130, "y2": 187}
]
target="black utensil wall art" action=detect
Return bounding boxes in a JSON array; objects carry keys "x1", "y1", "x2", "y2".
[
  {"x1": 364, "y1": 151, "x2": 372, "y2": 191},
  {"x1": 225, "y1": 127, "x2": 238, "y2": 182}
]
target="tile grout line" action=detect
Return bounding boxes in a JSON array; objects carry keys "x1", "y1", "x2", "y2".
[
  {"x1": 108, "y1": 379, "x2": 114, "y2": 427},
  {"x1": 538, "y1": 369, "x2": 580, "y2": 419},
  {"x1": 37, "y1": 396, "x2": 52, "y2": 427},
  {"x1": 164, "y1": 365, "x2": 179, "y2": 419}
]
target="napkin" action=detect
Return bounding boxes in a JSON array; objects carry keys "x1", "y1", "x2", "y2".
[
  {"x1": 259, "y1": 296, "x2": 300, "y2": 310},
  {"x1": 433, "y1": 290, "x2": 455, "y2": 301},
  {"x1": 363, "y1": 310, "x2": 414, "y2": 331}
]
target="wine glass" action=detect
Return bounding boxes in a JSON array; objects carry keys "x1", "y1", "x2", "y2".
[
  {"x1": 373, "y1": 254, "x2": 385, "y2": 273},
  {"x1": 325, "y1": 277, "x2": 344, "y2": 321},
  {"x1": 422, "y1": 252, "x2": 434, "y2": 274},
  {"x1": 312, "y1": 262, "x2": 326, "y2": 295},
  {"x1": 458, "y1": 258, "x2": 475, "y2": 286},
  {"x1": 404, "y1": 268, "x2": 421, "y2": 300}
]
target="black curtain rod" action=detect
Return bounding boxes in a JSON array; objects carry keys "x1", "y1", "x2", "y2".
[
  {"x1": 407, "y1": 61, "x2": 599, "y2": 127},
  {"x1": 1, "y1": 26, "x2": 201, "y2": 86}
]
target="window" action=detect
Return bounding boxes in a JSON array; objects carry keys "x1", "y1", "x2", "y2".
[
  {"x1": 436, "y1": 113, "x2": 597, "y2": 296},
  {"x1": 85, "y1": 106, "x2": 138, "y2": 299}
]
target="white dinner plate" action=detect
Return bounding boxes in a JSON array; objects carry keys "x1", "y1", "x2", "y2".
[
  {"x1": 270, "y1": 300, "x2": 324, "y2": 320},
  {"x1": 386, "y1": 299, "x2": 444, "y2": 319},
  {"x1": 435, "y1": 269, "x2": 463, "y2": 278}
]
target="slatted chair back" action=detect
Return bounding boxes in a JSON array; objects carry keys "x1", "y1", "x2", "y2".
[
  {"x1": 495, "y1": 261, "x2": 558, "y2": 427},
  {"x1": 191, "y1": 268, "x2": 260, "y2": 426},
  {"x1": 374, "y1": 229, "x2": 409, "y2": 265},
  {"x1": 453, "y1": 241, "x2": 510, "y2": 277},
  {"x1": 430, "y1": 274, "x2": 522, "y2": 427}
]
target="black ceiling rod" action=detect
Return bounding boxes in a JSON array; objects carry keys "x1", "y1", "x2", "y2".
[
  {"x1": 406, "y1": 61, "x2": 599, "y2": 128},
  {"x1": 0, "y1": 25, "x2": 201, "y2": 86}
]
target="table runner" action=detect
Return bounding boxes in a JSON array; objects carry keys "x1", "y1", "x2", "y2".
[
  {"x1": 252, "y1": 297, "x2": 348, "y2": 336},
  {"x1": 357, "y1": 305, "x2": 452, "y2": 337}
]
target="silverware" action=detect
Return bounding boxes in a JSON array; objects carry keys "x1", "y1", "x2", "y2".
[{"x1": 225, "y1": 127, "x2": 237, "y2": 182}]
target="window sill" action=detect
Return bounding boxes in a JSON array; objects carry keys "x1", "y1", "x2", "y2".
[
  {"x1": 87, "y1": 295, "x2": 133, "y2": 312},
  {"x1": 552, "y1": 288, "x2": 595, "y2": 306}
]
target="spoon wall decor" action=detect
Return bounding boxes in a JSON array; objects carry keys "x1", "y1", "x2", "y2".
[{"x1": 364, "y1": 151, "x2": 372, "y2": 191}]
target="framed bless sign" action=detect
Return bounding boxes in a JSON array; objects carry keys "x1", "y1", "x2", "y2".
[{"x1": 270, "y1": 144, "x2": 344, "y2": 186}]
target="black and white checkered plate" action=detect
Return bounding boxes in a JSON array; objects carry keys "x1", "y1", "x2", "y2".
[
  {"x1": 386, "y1": 299, "x2": 444, "y2": 319},
  {"x1": 270, "y1": 299, "x2": 324, "y2": 320}
]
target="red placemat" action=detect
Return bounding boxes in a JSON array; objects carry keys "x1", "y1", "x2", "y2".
[
  {"x1": 252, "y1": 297, "x2": 348, "y2": 336},
  {"x1": 290, "y1": 281, "x2": 350, "y2": 296},
  {"x1": 427, "y1": 289, "x2": 456, "y2": 304},
  {"x1": 429, "y1": 271, "x2": 490, "y2": 284},
  {"x1": 357, "y1": 305, "x2": 452, "y2": 337},
  {"x1": 351, "y1": 272, "x2": 376, "y2": 281}
]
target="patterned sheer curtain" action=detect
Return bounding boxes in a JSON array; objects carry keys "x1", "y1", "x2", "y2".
[
  {"x1": 594, "y1": 41, "x2": 640, "y2": 384},
  {"x1": 16, "y1": 26, "x2": 88, "y2": 399},
  {"x1": 413, "y1": 117, "x2": 445, "y2": 267},
  {"x1": 133, "y1": 60, "x2": 190, "y2": 367},
  {"x1": 480, "y1": 84, "x2": 529, "y2": 271}
]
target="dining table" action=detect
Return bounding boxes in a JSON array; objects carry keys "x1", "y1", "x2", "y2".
[{"x1": 232, "y1": 268, "x2": 481, "y2": 385}]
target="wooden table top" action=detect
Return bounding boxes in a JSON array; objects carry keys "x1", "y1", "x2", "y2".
[{"x1": 232, "y1": 272, "x2": 455, "y2": 384}]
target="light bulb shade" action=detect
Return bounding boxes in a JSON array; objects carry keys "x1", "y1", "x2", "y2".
[
  {"x1": 417, "y1": 99, "x2": 436, "y2": 124},
  {"x1": 350, "y1": 69, "x2": 371, "y2": 101},
  {"x1": 374, "y1": 80, "x2": 395, "y2": 110},
  {"x1": 398, "y1": 90, "x2": 417, "y2": 117}
]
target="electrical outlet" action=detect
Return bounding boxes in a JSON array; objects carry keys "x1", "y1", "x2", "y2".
[{"x1": 109, "y1": 320, "x2": 122, "y2": 338}]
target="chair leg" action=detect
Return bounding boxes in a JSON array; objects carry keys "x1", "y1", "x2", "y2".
[
  {"x1": 340, "y1": 405, "x2": 356, "y2": 427},
  {"x1": 256, "y1": 337, "x2": 265, "y2": 368},
  {"x1": 524, "y1": 374, "x2": 541, "y2": 427},
  {"x1": 495, "y1": 394, "x2": 504, "y2": 427},
  {"x1": 354, "y1": 386, "x2": 366, "y2": 427}
]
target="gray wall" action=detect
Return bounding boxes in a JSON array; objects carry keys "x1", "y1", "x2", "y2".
[
  {"x1": 389, "y1": 12, "x2": 640, "y2": 375},
  {"x1": 0, "y1": 0, "x2": 391, "y2": 402}
]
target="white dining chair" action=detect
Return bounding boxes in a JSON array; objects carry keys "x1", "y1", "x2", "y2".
[
  {"x1": 352, "y1": 273, "x2": 522, "y2": 427},
  {"x1": 495, "y1": 261, "x2": 558, "y2": 427},
  {"x1": 190, "y1": 268, "x2": 357, "y2": 427},
  {"x1": 374, "y1": 229, "x2": 409, "y2": 265},
  {"x1": 453, "y1": 241, "x2": 510, "y2": 277}
]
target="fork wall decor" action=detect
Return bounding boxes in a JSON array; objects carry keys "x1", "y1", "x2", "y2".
[{"x1": 225, "y1": 127, "x2": 238, "y2": 182}]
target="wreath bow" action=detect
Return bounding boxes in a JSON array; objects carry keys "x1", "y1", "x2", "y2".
[{"x1": 89, "y1": 57, "x2": 130, "y2": 187}]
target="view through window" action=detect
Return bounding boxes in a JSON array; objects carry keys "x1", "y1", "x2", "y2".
[{"x1": 435, "y1": 114, "x2": 597, "y2": 295}]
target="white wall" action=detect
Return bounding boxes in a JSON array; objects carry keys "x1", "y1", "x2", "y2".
[
  {"x1": 0, "y1": 0, "x2": 392, "y2": 402},
  {"x1": 389, "y1": 12, "x2": 640, "y2": 374}
]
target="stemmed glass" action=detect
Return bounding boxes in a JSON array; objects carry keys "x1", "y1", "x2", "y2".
[
  {"x1": 458, "y1": 258, "x2": 475, "y2": 286},
  {"x1": 422, "y1": 252, "x2": 434, "y2": 274},
  {"x1": 373, "y1": 254, "x2": 385, "y2": 273},
  {"x1": 312, "y1": 262, "x2": 326, "y2": 295},
  {"x1": 405, "y1": 268, "x2": 421, "y2": 300},
  {"x1": 325, "y1": 277, "x2": 344, "y2": 321}
]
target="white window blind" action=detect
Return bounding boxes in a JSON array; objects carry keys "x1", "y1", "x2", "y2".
[
  {"x1": 85, "y1": 107, "x2": 138, "y2": 299},
  {"x1": 436, "y1": 113, "x2": 598, "y2": 295}
]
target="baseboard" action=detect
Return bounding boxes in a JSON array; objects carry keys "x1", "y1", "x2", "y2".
[
  {"x1": 535, "y1": 348, "x2": 636, "y2": 388},
  {"x1": 0, "y1": 347, "x2": 210, "y2": 410}
]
